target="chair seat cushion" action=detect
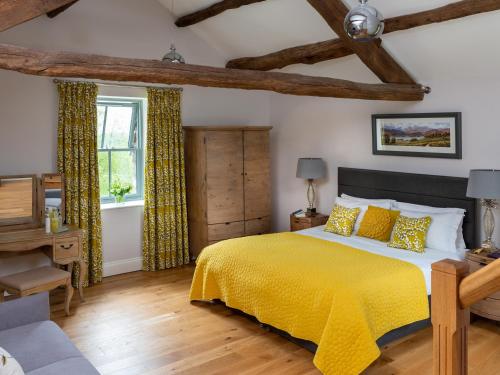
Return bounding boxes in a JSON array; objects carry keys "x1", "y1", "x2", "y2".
[
  {"x1": 0, "y1": 267, "x2": 69, "y2": 291},
  {"x1": 0, "y1": 321, "x2": 83, "y2": 373}
]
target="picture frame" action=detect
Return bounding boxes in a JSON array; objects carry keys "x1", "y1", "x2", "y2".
[{"x1": 372, "y1": 112, "x2": 462, "y2": 159}]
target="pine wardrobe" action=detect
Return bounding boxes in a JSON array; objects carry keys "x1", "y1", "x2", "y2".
[{"x1": 184, "y1": 126, "x2": 272, "y2": 258}]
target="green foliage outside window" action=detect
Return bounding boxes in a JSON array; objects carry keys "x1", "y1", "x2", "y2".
[{"x1": 97, "y1": 98, "x2": 144, "y2": 203}]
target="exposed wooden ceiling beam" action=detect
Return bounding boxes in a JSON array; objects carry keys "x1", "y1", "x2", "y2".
[
  {"x1": 307, "y1": 0, "x2": 415, "y2": 84},
  {"x1": 46, "y1": 0, "x2": 79, "y2": 18},
  {"x1": 227, "y1": 0, "x2": 500, "y2": 72},
  {"x1": 176, "y1": 0, "x2": 266, "y2": 27},
  {"x1": 0, "y1": 43, "x2": 427, "y2": 101},
  {"x1": 0, "y1": 0, "x2": 77, "y2": 32},
  {"x1": 227, "y1": 38, "x2": 355, "y2": 71}
]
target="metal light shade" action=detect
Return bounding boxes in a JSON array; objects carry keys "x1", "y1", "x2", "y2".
[
  {"x1": 344, "y1": 0, "x2": 384, "y2": 42},
  {"x1": 296, "y1": 158, "x2": 326, "y2": 180},
  {"x1": 467, "y1": 169, "x2": 500, "y2": 199},
  {"x1": 467, "y1": 169, "x2": 500, "y2": 251},
  {"x1": 162, "y1": 44, "x2": 185, "y2": 64}
]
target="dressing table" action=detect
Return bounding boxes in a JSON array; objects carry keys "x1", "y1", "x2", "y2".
[
  {"x1": 0, "y1": 226, "x2": 86, "y2": 301},
  {"x1": 0, "y1": 174, "x2": 86, "y2": 302}
]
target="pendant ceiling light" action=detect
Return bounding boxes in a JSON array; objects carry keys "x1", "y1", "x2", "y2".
[
  {"x1": 344, "y1": 0, "x2": 384, "y2": 42},
  {"x1": 162, "y1": 44, "x2": 185, "y2": 64}
]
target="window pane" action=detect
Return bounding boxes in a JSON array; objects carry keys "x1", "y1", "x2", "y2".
[
  {"x1": 97, "y1": 105, "x2": 106, "y2": 148},
  {"x1": 102, "y1": 106, "x2": 133, "y2": 149},
  {"x1": 98, "y1": 151, "x2": 110, "y2": 198},
  {"x1": 110, "y1": 151, "x2": 137, "y2": 195}
]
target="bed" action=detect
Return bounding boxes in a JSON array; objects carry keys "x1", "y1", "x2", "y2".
[
  {"x1": 190, "y1": 168, "x2": 477, "y2": 375},
  {"x1": 337, "y1": 168, "x2": 476, "y2": 249}
]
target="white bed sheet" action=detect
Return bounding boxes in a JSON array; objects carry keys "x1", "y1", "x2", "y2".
[{"x1": 296, "y1": 225, "x2": 466, "y2": 294}]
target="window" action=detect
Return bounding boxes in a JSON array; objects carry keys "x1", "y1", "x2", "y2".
[{"x1": 97, "y1": 97, "x2": 144, "y2": 203}]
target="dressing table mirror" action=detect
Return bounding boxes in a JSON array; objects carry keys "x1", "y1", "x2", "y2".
[
  {"x1": 41, "y1": 173, "x2": 66, "y2": 223},
  {"x1": 0, "y1": 175, "x2": 38, "y2": 230}
]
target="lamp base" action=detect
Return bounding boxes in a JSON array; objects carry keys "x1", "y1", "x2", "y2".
[
  {"x1": 481, "y1": 202, "x2": 497, "y2": 254},
  {"x1": 306, "y1": 207, "x2": 317, "y2": 217},
  {"x1": 480, "y1": 240, "x2": 497, "y2": 253}
]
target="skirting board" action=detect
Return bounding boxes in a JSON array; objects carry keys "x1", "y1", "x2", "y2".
[{"x1": 103, "y1": 257, "x2": 143, "y2": 277}]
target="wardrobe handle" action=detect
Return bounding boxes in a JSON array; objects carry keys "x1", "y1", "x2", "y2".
[{"x1": 60, "y1": 244, "x2": 74, "y2": 250}]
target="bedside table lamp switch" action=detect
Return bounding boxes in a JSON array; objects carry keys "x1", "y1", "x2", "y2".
[
  {"x1": 296, "y1": 158, "x2": 326, "y2": 214},
  {"x1": 467, "y1": 169, "x2": 500, "y2": 252}
]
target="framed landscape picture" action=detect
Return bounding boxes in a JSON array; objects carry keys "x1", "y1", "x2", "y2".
[{"x1": 372, "y1": 113, "x2": 462, "y2": 159}]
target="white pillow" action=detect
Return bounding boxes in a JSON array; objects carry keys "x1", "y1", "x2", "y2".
[
  {"x1": 394, "y1": 202, "x2": 467, "y2": 250},
  {"x1": 456, "y1": 217, "x2": 466, "y2": 249},
  {"x1": 335, "y1": 197, "x2": 391, "y2": 233},
  {"x1": 0, "y1": 347, "x2": 24, "y2": 375},
  {"x1": 394, "y1": 201, "x2": 465, "y2": 215},
  {"x1": 400, "y1": 209, "x2": 464, "y2": 254},
  {"x1": 340, "y1": 194, "x2": 395, "y2": 206}
]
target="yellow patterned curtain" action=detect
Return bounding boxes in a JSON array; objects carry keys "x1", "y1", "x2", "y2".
[
  {"x1": 143, "y1": 87, "x2": 189, "y2": 271},
  {"x1": 56, "y1": 81, "x2": 103, "y2": 285}
]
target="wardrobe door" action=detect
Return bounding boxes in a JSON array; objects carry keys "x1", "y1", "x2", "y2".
[
  {"x1": 244, "y1": 130, "x2": 271, "y2": 220},
  {"x1": 206, "y1": 131, "x2": 244, "y2": 224},
  {"x1": 184, "y1": 129, "x2": 208, "y2": 259}
]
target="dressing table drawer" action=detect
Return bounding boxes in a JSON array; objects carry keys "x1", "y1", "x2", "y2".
[{"x1": 54, "y1": 237, "x2": 80, "y2": 260}]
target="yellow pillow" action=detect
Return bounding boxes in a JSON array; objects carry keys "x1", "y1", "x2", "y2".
[
  {"x1": 324, "y1": 204, "x2": 361, "y2": 237},
  {"x1": 388, "y1": 215, "x2": 432, "y2": 253},
  {"x1": 357, "y1": 206, "x2": 400, "y2": 242}
]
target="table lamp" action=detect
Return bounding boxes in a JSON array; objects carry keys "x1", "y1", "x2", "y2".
[
  {"x1": 296, "y1": 158, "x2": 326, "y2": 215},
  {"x1": 467, "y1": 169, "x2": 500, "y2": 252}
]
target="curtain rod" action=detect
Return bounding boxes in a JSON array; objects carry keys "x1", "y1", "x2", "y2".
[{"x1": 52, "y1": 79, "x2": 183, "y2": 91}]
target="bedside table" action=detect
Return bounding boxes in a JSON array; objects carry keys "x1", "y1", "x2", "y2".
[
  {"x1": 290, "y1": 213, "x2": 329, "y2": 232},
  {"x1": 465, "y1": 251, "x2": 500, "y2": 321}
]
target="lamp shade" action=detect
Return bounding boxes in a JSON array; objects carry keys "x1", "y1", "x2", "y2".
[
  {"x1": 162, "y1": 44, "x2": 185, "y2": 64},
  {"x1": 467, "y1": 169, "x2": 500, "y2": 199},
  {"x1": 296, "y1": 158, "x2": 326, "y2": 180}
]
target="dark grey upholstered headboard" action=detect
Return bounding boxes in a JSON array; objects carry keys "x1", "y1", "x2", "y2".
[{"x1": 338, "y1": 167, "x2": 478, "y2": 249}]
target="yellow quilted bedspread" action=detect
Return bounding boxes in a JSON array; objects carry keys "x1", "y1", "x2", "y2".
[{"x1": 190, "y1": 233, "x2": 429, "y2": 374}]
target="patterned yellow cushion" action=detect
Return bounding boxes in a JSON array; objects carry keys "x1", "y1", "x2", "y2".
[
  {"x1": 324, "y1": 204, "x2": 361, "y2": 237},
  {"x1": 357, "y1": 206, "x2": 400, "y2": 242},
  {"x1": 388, "y1": 215, "x2": 432, "y2": 253}
]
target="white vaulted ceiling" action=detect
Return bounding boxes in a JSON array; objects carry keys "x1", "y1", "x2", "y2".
[{"x1": 158, "y1": 0, "x2": 500, "y2": 84}]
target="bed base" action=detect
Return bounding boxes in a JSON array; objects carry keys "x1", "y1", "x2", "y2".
[{"x1": 212, "y1": 297, "x2": 431, "y2": 354}]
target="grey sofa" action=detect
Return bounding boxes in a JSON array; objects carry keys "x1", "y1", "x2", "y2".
[{"x1": 0, "y1": 293, "x2": 99, "y2": 374}]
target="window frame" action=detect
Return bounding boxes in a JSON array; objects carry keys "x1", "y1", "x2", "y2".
[{"x1": 97, "y1": 97, "x2": 145, "y2": 204}]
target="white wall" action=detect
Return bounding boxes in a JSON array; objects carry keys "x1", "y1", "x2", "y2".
[
  {"x1": 270, "y1": 78, "x2": 500, "y2": 247},
  {"x1": 0, "y1": 0, "x2": 271, "y2": 277}
]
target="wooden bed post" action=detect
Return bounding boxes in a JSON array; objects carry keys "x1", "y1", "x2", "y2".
[{"x1": 431, "y1": 259, "x2": 470, "y2": 375}]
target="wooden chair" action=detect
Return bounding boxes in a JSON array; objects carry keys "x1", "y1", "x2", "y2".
[{"x1": 0, "y1": 266, "x2": 73, "y2": 315}]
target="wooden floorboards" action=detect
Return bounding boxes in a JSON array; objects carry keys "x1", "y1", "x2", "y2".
[{"x1": 50, "y1": 266, "x2": 500, "y2": 375}]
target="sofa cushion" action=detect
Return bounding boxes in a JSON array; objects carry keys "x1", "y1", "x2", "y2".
[
  {"x1": 0, "y1": 321, "x2": 83, "y2": 373},
  {"x1": 27, "y1": 357, "x2": 99, "y2": 375},
  {"x1": 0, "y1": 293, "x2": 49, "y2": 332}
]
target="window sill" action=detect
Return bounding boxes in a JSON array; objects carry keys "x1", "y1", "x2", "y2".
[{"x1": 101, "y1": 200, "x2": 144, "y2": 211}]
